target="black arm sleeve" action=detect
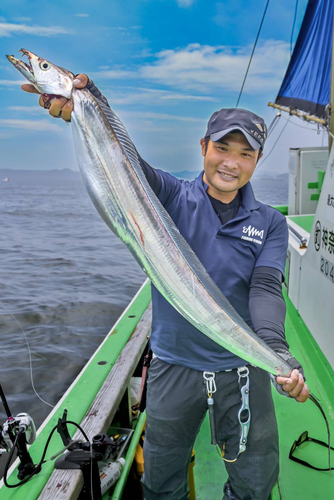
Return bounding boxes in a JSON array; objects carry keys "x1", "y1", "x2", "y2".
[
  {"x1": 85, "y1": 79, "x2": 162, "y2": 196},
  {"x1": 249, "y1": 266, "x2": 289, "y2": 351},
  {"x1": 137, "y1": 157, "x2": 162, "y2": 196}
]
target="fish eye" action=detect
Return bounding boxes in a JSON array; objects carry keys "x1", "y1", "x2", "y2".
[{"x1": 39, "y1": 61, "x2": 51, "y2": 71}]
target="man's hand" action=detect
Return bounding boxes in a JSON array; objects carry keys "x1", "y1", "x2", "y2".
[
  {"x1": 276, "y1": 369, "x2": 309, "y2": 403},
  {"x1": 21, "y1": 74, "x2": 88, "y2": 122},
  {"x1": 272, "y1": 349, "x2": 309, "y2": 403}
]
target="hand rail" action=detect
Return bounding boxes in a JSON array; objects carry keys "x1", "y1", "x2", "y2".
[{"x1": 288, "y1": 224, "x2": 308, "y2": 249}]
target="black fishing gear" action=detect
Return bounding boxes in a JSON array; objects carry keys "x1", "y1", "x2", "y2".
[{"x1": 0, "y1": 390, "x2": 128, "y2": 499}]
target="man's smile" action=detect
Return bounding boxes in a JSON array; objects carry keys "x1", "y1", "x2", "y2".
[{"x1": 217, "y1": 170, "x2": 238, "y2": 180}]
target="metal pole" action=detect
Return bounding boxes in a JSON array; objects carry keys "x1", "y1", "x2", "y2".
[
  {"x1": 0, "y1": 384, "x2": 12, "y2": 418},
  {"x1": 268, "y1": 102, "x2": 326, "y2": 125}
]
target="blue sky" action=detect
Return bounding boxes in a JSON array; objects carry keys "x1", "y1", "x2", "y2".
[{"x1": 0, "y1": 0, "x2": 327, "y2": 174}]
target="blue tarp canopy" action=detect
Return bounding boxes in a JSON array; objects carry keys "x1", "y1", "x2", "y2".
[{"x1": 275, "y1": 0, "x2": 333, "y2": 119}]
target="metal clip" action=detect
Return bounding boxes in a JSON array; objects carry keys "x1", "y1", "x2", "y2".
[
  {"x1": 203, "y1": 372, "x2": 217, "y2": 446},
  {"x1": 237, "y1": 366, "x2": 251, "y2": 454},
  {"x1": 203, "y1": 371, "x2": 217, "y2": 397}
]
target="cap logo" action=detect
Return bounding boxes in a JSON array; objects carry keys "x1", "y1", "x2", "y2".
[
  {"x1": 255, "y1": 123, "x2": 263, "y2": 132},
  {"x1": 250, "y1": 129, "x2": 264, "y2": 143}
]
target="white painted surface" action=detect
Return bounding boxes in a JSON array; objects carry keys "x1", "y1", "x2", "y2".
[
  {"x1": 288, "y1": 147, "x2": 328, "y2": 215},
  {"x1": 287, "y1": 145, "x2": 334, "y2": 370}
]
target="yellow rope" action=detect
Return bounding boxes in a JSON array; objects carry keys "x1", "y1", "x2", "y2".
[{"x1": 216, "y1": 443, "x2": 239, "y2": 463}]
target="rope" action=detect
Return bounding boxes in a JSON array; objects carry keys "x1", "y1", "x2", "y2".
[
  {"x1": 280, "y1": 113, "x2": 320, "y2": 131},
  {"x1": 267, "y1": 113, "x2": 281, "y2": 137},
  {"x1": 235, "y1": 0, "x2": 271, "y2": 108},
  {"x1": 0, "y1": 300, "x2": 54, "y2": 409},
  {"x1": 256, "y1": 116, "x2": 290, "y2": 171},
  {"x1": 290, "y1": 0, "x2": 299, "y2": 56}
]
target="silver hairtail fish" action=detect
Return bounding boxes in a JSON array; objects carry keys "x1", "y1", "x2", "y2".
[{"x1": 7, "y1": 49, "x2": 293, "y2": 376}]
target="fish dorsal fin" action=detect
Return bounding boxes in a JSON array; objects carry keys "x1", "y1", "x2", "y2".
[{"x1": 93, "y1": 96, "x2": 254, "y2": 333}]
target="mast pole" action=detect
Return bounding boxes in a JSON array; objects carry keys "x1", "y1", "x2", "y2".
[{"x1": 329, "y1": 0, "x2": 334, "y2": 150}]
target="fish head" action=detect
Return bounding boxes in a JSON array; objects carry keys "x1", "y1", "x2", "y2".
[{"x1": 6, "y1": 49, "x2": 74, "y2": 99}]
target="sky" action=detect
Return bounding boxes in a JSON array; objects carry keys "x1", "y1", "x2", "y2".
[{"x1": 0, "y1": 0, "x2": 328, "y2": 175}]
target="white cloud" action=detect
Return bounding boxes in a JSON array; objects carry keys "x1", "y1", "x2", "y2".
[
  {"x1": 105, "y1": 87, "x2": 216, "y2": 105},
  {"x1": 92, "y1": 69, "x2": 137, "y2": 80},
  {"x1": 0, "y1": 22, "x2": 73, "y2": 37},
  {"x1": 140, "y1": 41, "x2": 290, "y2": 93},
  {"x1": 74, "y1": 14, "x2": 90, "y2": 18},
  {"x1": 177, "y1": 0, "x2": 195, "y2": 7},
  {"x1": 7, "y1": 106, "x2": 42, "y2": 114},
  {"x1": 93, "y1": 40, "x2": 290, "y2": 95},
  {"x1": 0, "y1": 79, "x2": 25, "y2": 86},
  {"x1": 0, "y1": 119, "x2": 63, "y2": 132},
  {"x1": 120, "y1": 110, "x2": 204, "y2": 123}
]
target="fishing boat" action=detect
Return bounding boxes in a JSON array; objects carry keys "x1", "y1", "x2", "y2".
[{"x1": 1, "y1": 0, "x2": 334, "y2": 498}]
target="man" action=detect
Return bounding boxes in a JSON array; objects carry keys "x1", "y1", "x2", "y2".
[{"x1": 22, "y1": 76, "x2": 309, "y2": 500}]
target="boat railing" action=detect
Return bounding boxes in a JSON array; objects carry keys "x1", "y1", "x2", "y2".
[
  {"x1": 288, "y1": 224, "x2": 308, "y2": 249},
  {"x1": 38, "y1": 303, "x2": 152, "y2": 500}
]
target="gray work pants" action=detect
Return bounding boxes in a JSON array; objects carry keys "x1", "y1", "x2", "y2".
[{"x1": 141, "y1": 358, "x2": 279, "y2": 500}]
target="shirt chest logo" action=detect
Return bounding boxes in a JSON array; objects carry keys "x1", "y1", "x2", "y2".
[{"x1": 241, "y1": 225, "x2": 264, "y2": 245}]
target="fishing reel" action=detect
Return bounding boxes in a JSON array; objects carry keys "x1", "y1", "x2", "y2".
[
  {"x1": 0, "y1": 385, "x2": 37, "y2": 480},
  {"x1": 0, "y1": 413, "x2": 36, "y2": 453}
]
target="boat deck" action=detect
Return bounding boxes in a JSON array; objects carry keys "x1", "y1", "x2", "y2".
[{"x1": 193, "y1": 288, "x2": 334, "y2": 500}]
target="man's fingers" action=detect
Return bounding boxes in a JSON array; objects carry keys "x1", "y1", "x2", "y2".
[
  {"x1": 286, "y1": 373, "x2": 304, "y2": 398},
  {"x1": 60, "y1": 101, "x2": 74, "y2": 122},
  {"x1": 73, "y1": 74, "x2": 88, "y2": 88},
  {"x1": 21, "y1": 84, "x2": 39, "y2": 94},
  {"x1": 22, "y1": 74, "x2": 82, "y2": 121},
  {"x1": 49, "y1": 97, "x2": 67, "y2": 118},
  {"x1": 295, "y1": 384, "x2": 309, "y2": 403},
  {"x1": 276, "y1": 370, "x2": 310, "y2": 402},
  {"x1": 39, "y1": 95, "x2": 45, "y2": 108}
]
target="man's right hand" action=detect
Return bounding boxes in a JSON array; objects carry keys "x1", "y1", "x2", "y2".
[{"x1": 21, "y1": 74, "x2": 88, "y2": 122}]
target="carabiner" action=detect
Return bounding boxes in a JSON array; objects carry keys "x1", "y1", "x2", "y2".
[{"x1": 237, "y1": 367, "x2": 251, "y2": 454}]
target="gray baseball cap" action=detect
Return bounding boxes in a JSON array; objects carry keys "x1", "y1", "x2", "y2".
[{"x1": 204, "y1": 108, "x2": 267, "y2": 150}]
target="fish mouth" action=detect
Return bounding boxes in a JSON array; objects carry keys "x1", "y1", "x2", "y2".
[
  {"x1": 6, "y1": 49, "x2": 37, "y2": 85},
  {"x1": 6, "y1": 49, "x2": 68, "y2": 102}
]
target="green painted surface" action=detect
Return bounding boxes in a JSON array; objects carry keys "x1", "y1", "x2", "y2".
[
  {"x1": 109, "y1": 411, "x2": 146, "y2": 500},
  {"x1": 288, "y1": 215, "x2": 315, "y2": 234},
  {"x1": 193, "y1": 290, "x2": 334, "y2": 500},
  {"x1": 0, "y1": 281, "x2": 151, "y2": 500},
  {"x1": 273, "y1": 205, "x2": 288, "y2": 216}
]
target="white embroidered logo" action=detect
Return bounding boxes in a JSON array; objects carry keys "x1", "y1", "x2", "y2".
[{"x1": 241, "y1": 225, "x2": 264, "y2": 245}]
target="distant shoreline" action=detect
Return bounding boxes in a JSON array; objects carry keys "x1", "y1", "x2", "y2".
[{"x1": 0, "y1": 168, "x2": 288, "y2": 181}]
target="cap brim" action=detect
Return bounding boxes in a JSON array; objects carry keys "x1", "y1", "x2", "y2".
[{"x1": 210, "y1": 127, "x2": 261, "y2": 151}]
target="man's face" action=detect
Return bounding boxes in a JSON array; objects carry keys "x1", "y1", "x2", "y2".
[{"x1": 200, "y1": 131, "x2": 262, "y2": 203}]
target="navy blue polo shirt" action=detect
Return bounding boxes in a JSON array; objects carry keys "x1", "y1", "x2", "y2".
[{"x1": 150, "y1": 170, "x2": 288, "y2": 372}]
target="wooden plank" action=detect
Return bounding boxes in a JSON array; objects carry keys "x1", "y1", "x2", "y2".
[{"x1": 39, "y1": 304, "x2": 152, "y2": 500}]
